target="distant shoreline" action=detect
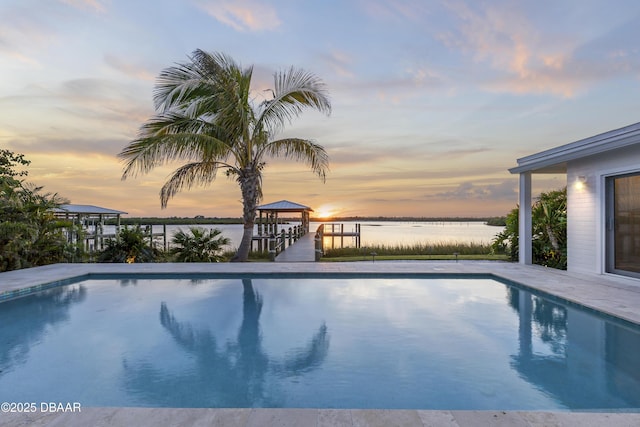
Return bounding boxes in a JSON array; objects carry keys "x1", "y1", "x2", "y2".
[{"x1": 107, "y1": 216, "x2": 506, "y2": 226}]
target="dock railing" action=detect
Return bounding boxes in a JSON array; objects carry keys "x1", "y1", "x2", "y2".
[
  {"x1": 315, "y1": 224, "x2": 324, "y2": 261},
  {"x1": 263, "y1": 224, "x2": 306, "y2": 261},
  {"x1": 321, "y1": 222, "x2": 361, "y2": 249},
  {"x1": 312, "y1": 223, "x2": 361, "y2": 261}
]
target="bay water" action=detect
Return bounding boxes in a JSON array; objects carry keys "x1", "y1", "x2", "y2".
[{"x1": 113, "y1": 221, "x2": 503, "y2": 250}]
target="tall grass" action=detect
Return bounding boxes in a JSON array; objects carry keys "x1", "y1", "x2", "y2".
[
  {"x1": 323, "y1": 241, "x2": 492, "y2": 257},
  {"x1": 222, "y1": 249, "x2": 272, "y2": 261}
]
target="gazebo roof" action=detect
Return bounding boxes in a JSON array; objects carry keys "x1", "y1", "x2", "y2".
[
  {"x1": 256, "y1": 200, "x2": 313, "y2": 212},
  {"x1": 53, "y1": 204, "x2": 128, "y2": 216}
]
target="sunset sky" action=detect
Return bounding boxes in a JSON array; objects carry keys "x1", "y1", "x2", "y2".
[{"x1": 2, "y1": 0, "x2": 640, "y2": 218}]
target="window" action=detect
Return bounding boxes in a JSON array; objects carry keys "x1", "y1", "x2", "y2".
[{"x1": 606, "y1": 173, "x2": 640, "y2": 278}]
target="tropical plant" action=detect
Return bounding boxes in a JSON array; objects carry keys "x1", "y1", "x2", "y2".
[
  {"x1": 0, "y1": 149, "x2": 29, "y2": 187},
  {"x1": 97, "y1": 225, "x2": 160, "y2": 263},
  {"x1": 0, "y1": 150, "x2": 82, "y2": 271},
  {"x1": 492, "y1": 187, "x2": 567, "y2": 269},
  {"x1": 532, "y1": 188, "x2": 567, "y2": 268},
  {"x1": 169, "y1": 226, "x2": 230, "y2": 262},
  {"x1": 119, "y1": 49, "x2": 331, "y2": 261},
  {"x1": 491, "y1": 207, "x2": 519, "y2": 261}
]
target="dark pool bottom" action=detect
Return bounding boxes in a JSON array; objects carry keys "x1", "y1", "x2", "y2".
[{"x1": 0, "y1": 274, "x2": 639, "y2": 410}]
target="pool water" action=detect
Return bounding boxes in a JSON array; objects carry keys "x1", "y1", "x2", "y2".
[{"x1": 1, "y1": 274, "x2": 639, "y2": 410}]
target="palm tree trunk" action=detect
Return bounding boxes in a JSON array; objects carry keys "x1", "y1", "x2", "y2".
[
  {"x1": 231, "y1": 168, "x2": 260, "y2": 262},
  {"x1": 541, "y1": 202, "x2": 560, "y2": 251},
  {"x1": 233, "y1": 223, "x2": 254, "y2": 262},
  {"x1": 545, "y1": 224, "x2": 560, "y2": 251}
]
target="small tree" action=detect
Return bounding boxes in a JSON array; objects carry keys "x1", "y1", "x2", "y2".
[
  {"x1": 492, "y1": 187, "x2": 567, "y2": 269},
  {"x1": 0, "y1": 150, "x2": 82, "y2": 271},
  {"x1": 169, "y1": 226, "x2": 230, "y2": 262}
]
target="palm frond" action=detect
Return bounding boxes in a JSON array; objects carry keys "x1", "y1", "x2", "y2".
[
  {"x1": 119, "y1": 131, "x2": 232, "y2": 179},
  {"x1": 263, "y1": 138, "x2": 329, "y2": 182},
  {"x1": 257, "y1": 67, "x2": 331, "y2": 134},
  {"x1": 154, "y1": 62, "x2": 206, "y2": 112},
  {"x1": 119, "y1": 108, "x2": 235, "y2": 179},
  {"x1": 154, "y1": 50, "x2": 239, "y2": 113},
  {"x1": 160, "y1": 161, "x2": 231, "y2": 208}
]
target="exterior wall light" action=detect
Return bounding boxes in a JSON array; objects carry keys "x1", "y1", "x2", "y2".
[{"x1": 575, "y1": 175, "x2": 587, "y2": 190}]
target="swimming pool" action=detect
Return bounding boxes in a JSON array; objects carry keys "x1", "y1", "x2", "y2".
[{"x1": 1, "y1": 273, "x2": 639, "y2": 410}]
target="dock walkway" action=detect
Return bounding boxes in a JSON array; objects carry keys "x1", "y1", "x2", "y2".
[{"x1": 274, "y1": 232, "x2": 316, "y2": 262}]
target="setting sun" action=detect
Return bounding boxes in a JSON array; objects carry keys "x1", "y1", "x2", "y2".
[{"x1": 314, "y1": 205, "x2": 340, "y2": 219}]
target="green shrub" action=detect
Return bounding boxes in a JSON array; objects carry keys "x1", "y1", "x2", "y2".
[
  {"x1": 492, "y1": 187, "x2": 567, "y2": 269},
  {"x1": 97, "y1": 225, "x2": 161, "y2": 263},
  {"x1": 169, "y1": 227, "x2": 230, "y2": 262},
  {"x1": 0, "y1": 150, "x2": 84, "y2": 271}
]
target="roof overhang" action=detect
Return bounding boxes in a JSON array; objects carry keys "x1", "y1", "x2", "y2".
[
  {"x1": 53, "y1": 204, "x2": 128, "y2": 216},
  {"x1": 509, "y1": 122, "x2": 640, "y2": 174},
  {"x1": 256, "y1": 200, "x2": 313, "y2": 213}
]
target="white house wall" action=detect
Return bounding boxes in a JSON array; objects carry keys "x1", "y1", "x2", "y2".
[{"x1": 567, "y1": 145, "x2": 640, "y2": 275}]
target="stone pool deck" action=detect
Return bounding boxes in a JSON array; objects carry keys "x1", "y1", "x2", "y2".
[{"x1": 1, "y1": 261, "x2": 639, "y2": 426}]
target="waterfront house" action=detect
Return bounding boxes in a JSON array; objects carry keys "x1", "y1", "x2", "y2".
[{"x1": 510, "y1": 122, "x2": 640, "y2": 281}]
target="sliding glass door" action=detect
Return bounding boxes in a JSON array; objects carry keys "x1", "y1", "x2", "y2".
[{"x1": 606, "y1": 173, "x2": 640, "y2": 278}]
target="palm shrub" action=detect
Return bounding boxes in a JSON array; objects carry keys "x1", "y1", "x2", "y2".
[
  {"x1": 492, "y1": 187, "x2": 567, "y2": 269},
  {"x1": 97, "y1": 225, "x2": 160, "y2": 263},
  {"x1": 169, "y1": 226, "x2": 230, "y2": 262}
]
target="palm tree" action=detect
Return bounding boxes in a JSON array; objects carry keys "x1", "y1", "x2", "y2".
[
  {"x1": 119, "y1": 50, "x2": 331, "y2": 261},
  {"x1": 169, "y1": 226, "x2": 230, "y2": 262},
  {"x1": 97, "y1": 225, "x2": 159, "y2": 263}
]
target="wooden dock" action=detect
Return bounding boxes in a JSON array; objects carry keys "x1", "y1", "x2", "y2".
[
  {"x1": 320, "y1": 223, "x2": 361, "y2": 249},
  {"x1": 274, "y1": 232, "x2": 317, "y2": 262},
  {"x1": 274, "y1": 223, "x2": 361, "y2": 262}
]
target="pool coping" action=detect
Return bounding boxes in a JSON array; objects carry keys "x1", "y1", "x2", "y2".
[{"x1": 1, "y1": 261, "x2": 640, "y2": 426}]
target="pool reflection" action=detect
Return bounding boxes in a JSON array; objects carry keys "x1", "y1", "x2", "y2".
[
  {"x1": 0, "y1": 285, "x2": 86, "y2": 378},
  {"x1": 509, "y1": 286, "x2": 640, "y2": 409},
  {"x1": 122, "y1": 279, "x2": 329, "y2": 407},
  {"x1": 2, "y1": 276, "x2": 639, "y2": 410}
]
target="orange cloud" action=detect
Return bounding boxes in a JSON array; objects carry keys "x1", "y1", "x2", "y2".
[
  {"x1": 438, "y1": 0, "x2": 583, "y2": 96},
  {"x1": 197, "y1": 0, "x2": 281, "y2": 32}
]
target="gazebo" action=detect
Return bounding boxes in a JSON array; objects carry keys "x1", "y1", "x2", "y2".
[
  {"x1": 53, "y1": 204, "x2": 128, "y2": 251},
  {"x1": 53, "y1": 204, "x2": 127, "y2": 226},
  {"x1": 254, "y1": 200, "x2": 313, "y2": 251}
]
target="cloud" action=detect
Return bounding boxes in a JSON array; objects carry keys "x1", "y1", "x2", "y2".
[
  {"x1": 104, "y1": 54, "x2": 156, "y2": 82},
  {"x1": 438, "y1": 1, "x2": 571, "y2": 95},
  {"x1": 429, "y1": 180, "x2": 517, "y2": 201},
  {"x1": 1, "y1": 77, "x2": 153, "y2": 154},
  {"x1": 360, "y1": 0, "x2": 433, "y2": 23},
  {"x1": 7, "y1": 136, "x2": 127, "y2": 157},
  {"x1": 437, "y1": 0, "x2": 640, "y2": 97},
  {"x1": 0, "y1": 3, "x2": 58, "y2": 64},
  {"x1": 332, "y1": 70, "x2": 447, "y2": 110},
  {"x1": 319, "y1": 50, "x2": 355, "y2": 79},
  {"x1": 58, "y1": 0, "x2": 107, "y2": 14},
  {"x1": 196, "y1": 0, "x2": 281, "y2": 32}
]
